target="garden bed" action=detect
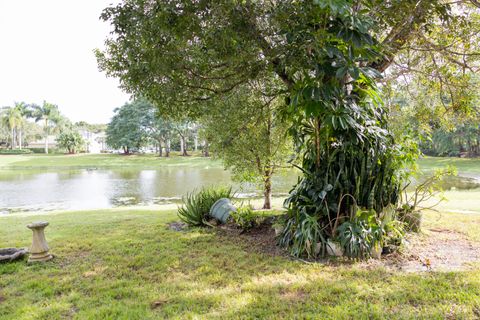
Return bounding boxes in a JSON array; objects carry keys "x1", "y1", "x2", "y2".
[{"x1": 214, "y1": 216, "x2": 480, "y2": 272}]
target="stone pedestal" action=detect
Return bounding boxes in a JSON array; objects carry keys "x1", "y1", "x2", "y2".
[{"x1": 27, "y1": 221, "x2": 53, "y2": 263}]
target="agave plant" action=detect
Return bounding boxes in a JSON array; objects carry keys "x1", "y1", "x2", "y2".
[{"x1": 177, "y1": 185, "x2": 234, "y2": 226}]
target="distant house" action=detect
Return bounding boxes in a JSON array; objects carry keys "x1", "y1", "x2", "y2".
[
  {"x1": 79, "y1": 130, "x2": 107, "y2": 153},
  {"x1": 28, "y1": 135, "x2": 58, "y2": 149}
]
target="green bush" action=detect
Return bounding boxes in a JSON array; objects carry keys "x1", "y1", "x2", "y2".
[
  {"x1": 28, "y1": 148, "x2": 60, "y2": 154},
  {"x1": 0, "y1": 149, "x2": 33, "y2": 155},
  {"x1": 337, "y1": 209, "x2": 381, "y2": 259},
  {"x1": 336, "y1": 207, "x2": 405, "y2": 259},
  {"x1": 177, "y1": 186, "x2": 234, "y2": 226},
  {"x1": 230, "y1": 205, "x2": 256, "y2": 232}
]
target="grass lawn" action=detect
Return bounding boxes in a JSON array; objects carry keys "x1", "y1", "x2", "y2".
[
  {"x1": 0, "y1": 153, "x2": 221, "y2": 169},
  {"x1": 1, "y1": 209, "x2": 480, "y2": 319},
  {"x1": 418, "y1": 156, "x2": 480, "y2": 175},
  {"x1": 1, "y1": 154, "x2": 478, "y2": 176}
]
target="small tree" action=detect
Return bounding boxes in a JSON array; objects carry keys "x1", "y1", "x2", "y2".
[
  {"x1": 57, "y1": 131, "x2": 84, "y2": 154},
  {"x1": 204, "y1": 85, "x2": 292, "y2": 209}
]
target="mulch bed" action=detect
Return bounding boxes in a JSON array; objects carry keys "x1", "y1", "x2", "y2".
[
  {"x1": 215, "y1": 217, "x2": 288, "y2": 257},
  {"x1": 212, "y1": 219, "x2": 480, "y2": 272}
]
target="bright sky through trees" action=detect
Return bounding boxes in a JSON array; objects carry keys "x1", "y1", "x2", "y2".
[{"x1": 0, "y1": 0, "x2": 130, "y2": 123}]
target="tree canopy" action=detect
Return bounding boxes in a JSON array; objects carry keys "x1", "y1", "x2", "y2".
[{"x1": 106, "y1": 100, "x2": 149, "y2": 153}]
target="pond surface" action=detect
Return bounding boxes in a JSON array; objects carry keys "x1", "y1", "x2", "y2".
[
  {"x1": 0, "y1": 166, "x2": 478, "y2": 214},
  {"x1": 0, "y1": 167, "x2": 298, "y2": 213}
]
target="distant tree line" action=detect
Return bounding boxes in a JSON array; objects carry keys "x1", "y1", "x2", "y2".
[
  {"x1": 0, "y1": 101, "x2": 103, "y2": 154},
  {"x1": 106, "y1": 99, "x2": 205, "y2": 156}
]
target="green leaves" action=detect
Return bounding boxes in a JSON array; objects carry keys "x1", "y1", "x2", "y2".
[
  {"x1": 177, "y1": 186, "x2": 234, "y2": 227},
  {"x1": 313, "y1": 0, "x2": 351, "y2": 16},
  {"x1": 56, "y1": 131, "x2": 85, "y2": 154}
]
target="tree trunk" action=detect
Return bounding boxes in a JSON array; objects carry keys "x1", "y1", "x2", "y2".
[
  {"x1": 181, "y1": 135, "x2": 189, "y2": 156},
  {"x1": 158, "y1": 140, "x2": 163, "y2": 157},
  {"x1": 166, "y1": 139, "x2": 171, "y2": 157},
  {"x1": 11, "y1": 127, "x2": 15, "y2": 149},
  {"x1": 263, "y1": 172, "x2": 272, "y2": 210},
  {"x1": 203, "y1": 140, "x2": 210, "y2": 157},
  {"x1": 18, "y1": 129, "x2": 22, "y2": 149},
  {"x1": 179, "y1": 134, "x2": 184, "y2": 155},
  {"x1": 194, "y1": 135, "x2": 198, "y2": 152},
  {"x1": 44, "y1": 118, "x2": 49, "y2": 154}
]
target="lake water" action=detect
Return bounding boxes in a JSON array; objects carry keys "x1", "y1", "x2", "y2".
[
  {"x1": 0, "y1": 166, "x2": 478, "y2": 214},
  {"x1": 0, "y1": 167, "x2": 298, "y2": 213}
]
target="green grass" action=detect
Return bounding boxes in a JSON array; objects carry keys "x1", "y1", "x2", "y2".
[
  {"x1": 1, "y1": 154, "x2": 478, "y2": 175},
  {"x1": 418, "y1": 156, "x2": 480, "y2": 175},
  {"x1": 0, "y1": 153, "x2": 221, "y2": 169},
  {"x1": 1, "y1": 209, "x2": 479, "y2": 319}
]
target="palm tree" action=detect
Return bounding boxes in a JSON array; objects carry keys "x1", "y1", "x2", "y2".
[
  {"x1": 13, "y1": 102, "x2": 29, "y2": 149},
  {"x1": 1, "y1": 106, "x2": 24, "y2": 149},
  {"x1": 31, "y1": 101, "x2": 60, "y2": 154}
]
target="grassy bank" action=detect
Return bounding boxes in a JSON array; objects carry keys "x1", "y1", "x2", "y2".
[
  {"x1": 418, "y1": 156, "x2": 480, "y2": 175},
  {"x1": 1, "y1": 153, "x2": 478, "y2": 172},
  {"x1": 0, "y1": 153, "x2": 221, "y2": 169},
  {"x1": 0, "y1": 153, "x2": 478, "y2": 176},
  {"x1": 1, "y1": 209, "x2": 479, "y2": 319}
]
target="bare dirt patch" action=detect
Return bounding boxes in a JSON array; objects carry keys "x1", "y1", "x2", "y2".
[
  {"x1": 395, "y1": 228, "x2": 480, "y2": 272},
  {"x1": 167, "y1": 221, "x2": 188, "y2": 232},
  {"x1": 359, "y1": 228, "x2": 480, "y2": 272},
  {"x1": 279, "y1": 288, "x2": 307, "y2": 302}
]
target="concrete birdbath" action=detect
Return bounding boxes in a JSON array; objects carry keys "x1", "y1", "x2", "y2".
[{"x1": 27, "y1": 221, "x2": 53, "y2": 263}]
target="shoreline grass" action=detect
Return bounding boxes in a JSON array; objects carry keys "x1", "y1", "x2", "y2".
[
  {"x1": 1, "y1": 154, "x2": 479, "y2": 172},
  {"x1": 418, "y1": 156, "x2": 480, "y2": 175},
  {"x1": 0, "y1": 153, "x2": 222, "y2": 169},
  {"x1": 1, "y1": 208, "x2": 479, "y2": 319}
]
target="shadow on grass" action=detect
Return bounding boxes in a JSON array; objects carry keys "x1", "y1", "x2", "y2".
[{"x1": 1, "y1": 210, "x2": 480, "y2": 319}]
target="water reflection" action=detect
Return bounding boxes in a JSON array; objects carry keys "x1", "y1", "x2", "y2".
[
  {"x1": 0, "y1": 167, "x2": 478, "y2": 213},
  {"x1": 0, "y1": 167, "x2": 298, "y2": 213}
]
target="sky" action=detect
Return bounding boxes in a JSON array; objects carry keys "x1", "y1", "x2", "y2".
[{"x1": 0, "y1": 0, "x2": 131, "y2": 124}]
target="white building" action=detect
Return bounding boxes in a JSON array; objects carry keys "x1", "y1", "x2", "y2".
[{"x1": 79, "y1": 130, "x2": 107, "y2": 153}]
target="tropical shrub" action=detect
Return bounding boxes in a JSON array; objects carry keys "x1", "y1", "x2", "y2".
[
  {"x1": 177, "y1": 186, "x2": 233, "y2": 227},
  {"x1": 336, "y1": 209, "x2": 383, "y2": 259},
  {"x1": 335, "y1": 207, "x2": 405, "y2": 259},
  {"x1": 276, "y1": 2, "x2": 418, "y2": 259},
  {"x1": 230, "y1": 205, "x2": 256, "y2": 232},
  {"x1": 29, "y1": 147, "x2": 60, "y2": 154},
  {"x1": 56, "y1": 131, "x2": 85, "y2": 154}
]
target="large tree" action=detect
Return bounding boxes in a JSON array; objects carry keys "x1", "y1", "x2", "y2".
[
  {"x1": 97, "y1": 0, "x2": 480, "y2": 257},
  {"x1": 106, "y1": 101, "x2": 148, "y2": 154},
  {"x1": 135, "y1": 98, "x2": 175, "y2": 157}
]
